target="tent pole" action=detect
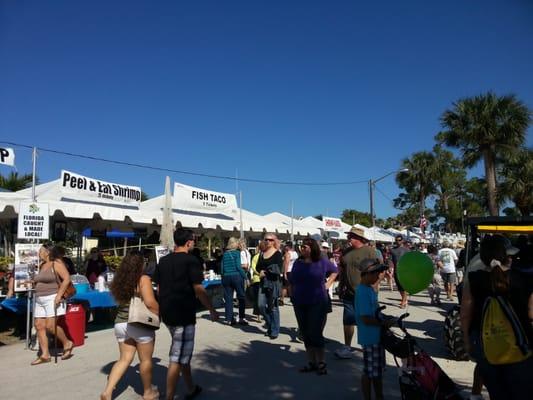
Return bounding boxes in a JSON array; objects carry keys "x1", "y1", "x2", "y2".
[
  {"x1": 290, "y1": 201, "x2": 294, "y2": 243},
  {"x1": 31, "y1": 147, "x2": 37, "y2": 202},
  {"x1": 239, "y1": 191, "x2": 244, "y2": 239}
]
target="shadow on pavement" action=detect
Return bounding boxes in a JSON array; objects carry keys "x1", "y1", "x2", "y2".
[{"x1": 100, "y1": 357, "x2": 168, "y2": 399}]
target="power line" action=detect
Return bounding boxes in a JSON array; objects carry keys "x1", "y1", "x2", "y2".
[{"x1": 1, "y1": 141, "x2": 368, "y2": 186}]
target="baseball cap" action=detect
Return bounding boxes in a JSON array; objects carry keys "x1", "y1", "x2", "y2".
[
  {"x1": 502, "y1": 237, "x2": 519, "y2": 255},
  {"x1": 360, "y1": 258, "x2": 388, "y2": 274},
  {"x1": 321, "y1": 242, "x2": 330, "y2": 249}
]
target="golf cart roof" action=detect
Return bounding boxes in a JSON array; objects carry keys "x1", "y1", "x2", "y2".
[{"x1": 466, "y1": 216, "x2": 533, "y2": 234}]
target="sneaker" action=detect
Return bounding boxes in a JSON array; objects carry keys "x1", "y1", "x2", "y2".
[
  {"x1": 238, "y1": 318, "x2": 249, "y2": 326},
  {"x1": 334, "y1": 346, "x2": 352, "y2": 359},
  {"x1": 227, "y1": 319, "x2": 237, "y2": 326}
]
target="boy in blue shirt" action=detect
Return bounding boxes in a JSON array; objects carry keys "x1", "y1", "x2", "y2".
[{"x1": 355, "y1": 259, "x2": 393, "y2": 400}]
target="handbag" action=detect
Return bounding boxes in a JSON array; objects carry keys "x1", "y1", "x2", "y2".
[
  {"x1": 128, "y1": 292, "x2": 160, "y2": 330},
  {"x1": 52, "y1": 262, "x2": 77, "y2": 300}
]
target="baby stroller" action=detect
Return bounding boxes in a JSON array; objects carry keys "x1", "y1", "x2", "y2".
[{"x1": 378, "y1": 307, "x2": 463, "y2": 400}]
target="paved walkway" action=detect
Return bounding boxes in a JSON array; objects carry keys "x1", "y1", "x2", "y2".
[{"x1": 0, "y1": 289, "x2": 478, "y2": 399}]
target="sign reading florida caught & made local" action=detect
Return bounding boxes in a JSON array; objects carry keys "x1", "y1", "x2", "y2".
[
  {"x1": 17, "y1": 201, "x2": 50, "y2": 239},
  {"x1": 60, "y1": 170, "x2": 142, "y2": 207},
  {"x1": 174, "y1": 182, "x2": 238, "y2": 214}
]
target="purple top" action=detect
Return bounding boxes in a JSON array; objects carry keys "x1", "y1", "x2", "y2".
[{"x1": 289, "y1": 257, "x2": 338, "y2": 305}]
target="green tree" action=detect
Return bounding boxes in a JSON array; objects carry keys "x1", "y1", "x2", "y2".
[
  {"x1": 0, "y1": 171, "x2": 34, "y2": 191},
  {"x1": 431, "y1": 145, "x2": 467, "y2": 232},
  {"x1": 499, "y1": 148, "x2": 533, "y2": 216},
  {"x1": 341, "y1": 209, "x2": 382, "y2": 227},
  {"x1": 394, "y1": 151, "x2": 437, "y2": 217},
  {"x1": 437, "y1": 92, "x2": 531, "y2": 216}
]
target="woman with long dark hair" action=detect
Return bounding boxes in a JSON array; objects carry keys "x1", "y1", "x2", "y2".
[
  {"x1": 461, "y1": 235, "x2": 533, "y2": 399},
  {"x1": 100, "y1": 251, "x2": 159, "y2": 400},
  {"x1": 289, "y1": 238, "x2": 337, "y2": 375},
  {"x1": 31, "y1": 244, "x2": 74, "y2": 365}
]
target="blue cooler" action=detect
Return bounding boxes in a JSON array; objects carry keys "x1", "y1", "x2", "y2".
[{"x1": 74, "y1": 283, "x2": 90, "y2": 294}]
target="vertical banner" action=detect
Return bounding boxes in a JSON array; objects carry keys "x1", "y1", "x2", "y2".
[
  {"x1": 0, "y1": 147, "x2": 15, "y2": 166},
  {"x1": 155, "y1": 245, "x2": 170, "y2": 263},
  {"x1": 14, "y1": 243, "x2": 41, "y2": 292},
  {"x1": 17, "y1": 201, "x2": 50, "y2": 240}
]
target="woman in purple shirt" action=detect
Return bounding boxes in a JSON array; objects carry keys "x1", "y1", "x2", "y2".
[{"x1": 289, "y1": 238, "x2": 338, "y2": 375}]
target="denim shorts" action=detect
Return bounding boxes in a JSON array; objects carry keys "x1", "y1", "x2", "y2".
[{"x1": 342, "y1": 298, "x2": 356, "y2": 326}]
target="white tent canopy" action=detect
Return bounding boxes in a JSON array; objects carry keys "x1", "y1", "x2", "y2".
[
  {"x1": 263, "y1": 212, "x2": 322, "y2": 237},
  {"x1": 0, "y1": 179, "x2": 147, "y2": 224}
]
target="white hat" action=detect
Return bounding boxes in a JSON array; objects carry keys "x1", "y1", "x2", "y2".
[{"x1": 321, "y1": 241, "x2": 330, "y2": 249}]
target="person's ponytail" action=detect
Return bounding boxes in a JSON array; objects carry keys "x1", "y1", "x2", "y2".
[{"x1": 489, "y1": 259, "x2": 510, "y2": 295}]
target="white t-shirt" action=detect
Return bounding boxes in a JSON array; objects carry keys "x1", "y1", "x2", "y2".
[
  {"x1": 286, "y1": 250, "x2": 299, "y2": 273},
  {"x1": 240, "y1": 250, "x2": 251, "y2": 268},
  {"x1": 438, "y1": 248, "x2": 458, "y2": 273}
]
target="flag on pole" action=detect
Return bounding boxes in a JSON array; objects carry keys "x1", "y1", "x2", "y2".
[{"x1": 0, "y1": 147, "x2": 15, "y2": 166}]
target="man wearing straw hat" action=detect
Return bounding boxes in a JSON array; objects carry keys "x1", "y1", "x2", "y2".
[{"x1": 334, "y1": 226, "x2": 376, "y2": 359}]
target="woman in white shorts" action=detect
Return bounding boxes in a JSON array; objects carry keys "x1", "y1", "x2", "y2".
[
  {"x1": 31, "y1": 245, "x2": 74, "y2": 365},
  {"x1": 100, "y1": 251, "x2": 159, "y2": 400}
]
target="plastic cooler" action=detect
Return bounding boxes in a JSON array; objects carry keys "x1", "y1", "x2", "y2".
[{"x1": 63, "y1": 303, "x2": 86, "y2": 346}]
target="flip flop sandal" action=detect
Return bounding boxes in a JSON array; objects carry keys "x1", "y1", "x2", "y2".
[
  {"x1": 31, "y1": 356, "x2": 51, "y2": 366},
  {"x1": 299, "y1": 362, "x2": 318, "y2": 373},
  {"x1": 316, "y1": 362, "x2": 328, "y2": 375},
  {"x1": 61, "y1": 347, "x2": 74, "y2": 360},
  {"x1": 185, "y1": 385, "x2": 202, "y2": 400}
]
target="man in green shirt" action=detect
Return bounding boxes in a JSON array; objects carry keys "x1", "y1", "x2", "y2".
[{"x1": 335, "y1": 227, "x2": 376, "y2": 359}]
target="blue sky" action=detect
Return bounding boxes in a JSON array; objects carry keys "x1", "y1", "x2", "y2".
[{"x1": 1, "y1": 0, "x2": 532, "y2": 220}]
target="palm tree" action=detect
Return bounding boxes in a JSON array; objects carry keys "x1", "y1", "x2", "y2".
[
  {"x1": 432, "y1": 144, "x2": 466, "y2": 230},
  {"x1": 394, "y1": 151, "x2": 438, "y2": 217},
  {"x1": 0, "y1": 171, "x2": 34, "y2": 191},
  {"x1": 437, "y1": 92, "x2": 531, "y2": 216},
  {"x1": 500, "y1": 148, "x2": 533, "y2": 216}
]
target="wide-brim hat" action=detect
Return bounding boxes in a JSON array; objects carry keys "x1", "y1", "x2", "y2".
[{"x1": 346, "y1": 226, "x2": 371, "y2": 242}]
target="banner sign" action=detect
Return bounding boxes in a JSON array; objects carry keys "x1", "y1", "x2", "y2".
[
  {"x1": 14, "y1": 243, "x2": 40, "y2": 292},
  {"x1": 0, "y1": 147, "x2": 15, "y2": 166},
  {"x1": 323, "y1": 217, "x2": 344, "y2": 232},
  {"x1": 173, "y1": 182, "x2": 238, "y2": 214},
  {"x1": 17, "y1": 201, "x2": 50, "y2": 239},
  {"x1": 60, "y1": 170, "x2": 142, "y2": 207}
]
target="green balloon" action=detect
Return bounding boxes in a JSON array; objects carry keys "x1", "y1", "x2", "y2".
[{"x1": 397, "y1": 251, "x2": 434, "y2": 294}]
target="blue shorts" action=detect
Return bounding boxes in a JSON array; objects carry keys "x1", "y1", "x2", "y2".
[{"x1": 342, "y1": 298, "x2": 356, "y2": 326}]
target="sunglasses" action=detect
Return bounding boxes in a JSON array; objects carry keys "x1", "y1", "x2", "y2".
[{"x1": 264, "y1": 238, "x2": 275, "y2": 242}]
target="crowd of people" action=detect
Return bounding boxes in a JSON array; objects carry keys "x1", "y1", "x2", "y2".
[{"x1": 5, "y1": 225, "x2": 531, "y2": 400}]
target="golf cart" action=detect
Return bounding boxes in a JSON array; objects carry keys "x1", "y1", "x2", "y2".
[{"x1": 444, "y1": 216, "x2": 533, "y2": 360}]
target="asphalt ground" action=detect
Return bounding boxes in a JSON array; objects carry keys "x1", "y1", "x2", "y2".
[{"x1": 0, "y1": 287, "x2": 479, "y2": 399}]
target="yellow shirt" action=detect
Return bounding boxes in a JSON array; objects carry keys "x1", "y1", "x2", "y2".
[{"x1": 250, "y1": 253, "x2": 261, "y2": 284}]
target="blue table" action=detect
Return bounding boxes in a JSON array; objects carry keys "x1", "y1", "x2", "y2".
[
  {"x1": 71, "y1": 291, "x2": 117, "y2": 308},
  {"x1": 203, "y1": 279, "x2": 221, "y2": 289},
  {"x1": 0, "y1": 297, "x2": 27, "y2": 314},
  {"x1": 0, "y1": 280, "x2": 222, "y2": 314}
]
